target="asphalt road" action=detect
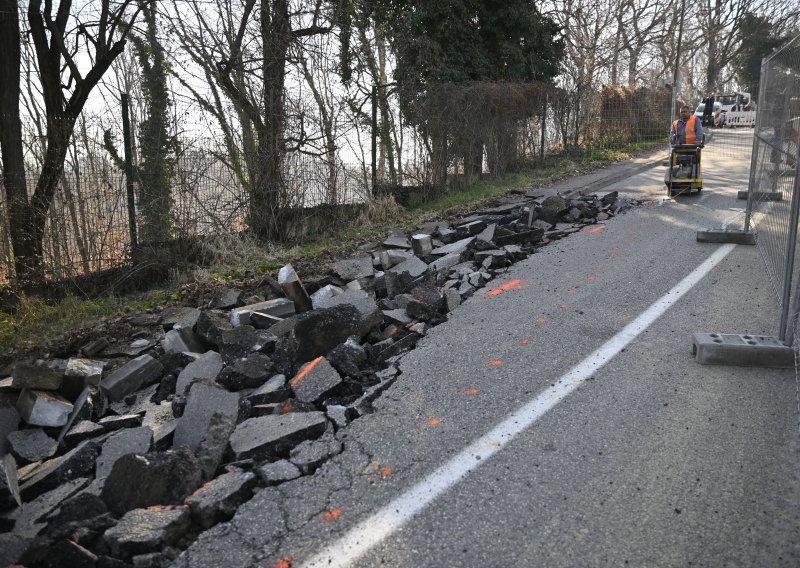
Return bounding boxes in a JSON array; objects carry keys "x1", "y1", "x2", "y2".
[{"x1": 176, "y1": 130, "x2": 800, "y2": 568}]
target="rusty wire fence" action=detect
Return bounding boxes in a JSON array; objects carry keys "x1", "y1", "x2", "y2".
[{"x1": 0, "y1": 82, "x2": 677, "y2": 288}]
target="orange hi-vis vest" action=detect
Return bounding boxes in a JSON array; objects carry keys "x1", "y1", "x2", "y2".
[{"x1": 673, "y1": 115, "x2": 698, "y2": 144}]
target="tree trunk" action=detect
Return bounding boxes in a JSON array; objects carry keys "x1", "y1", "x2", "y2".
[{"x1": 0, "y1": 0, "x2": 37, "y2": 280}]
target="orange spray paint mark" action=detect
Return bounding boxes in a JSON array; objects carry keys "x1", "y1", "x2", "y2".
[
  {"x1": 272, "y1": 557, "x2": 294, "y2": 568},
  {"x1": 489, "y1": 359, "x2": 503, "y2": 366},
  {"x1": 427, "y1": 418, "x2": 442, "y2": 426},
  {"x1": 323, "y1": 509, "x2": 343, "y2": 521},
  {"x1": 537, "y1": 317, "x2": 548, "y2": 324},
  {"x1": 280, "y1": 401, "x2": 293, "y2": 415},
  {"x1": 290, "y1": 356, "x2": 324, "y2": 388},
  {"x1": 558, "y1": 303, "x2": 568, "y2": 310},
  {"x1": 519, "y1": 338, "x2": 530, "y2": 345},
  {"x1": 582, "y1": 225, "x2": 606, "y2": 234},
  {"x1": 612, "y1": 245, "x2": 621, "y2": 251},
  {"x1": 464, "y1": 388, "x2": 480, "y2": 395},
  {"x1": 380, "y1": 467, "x2": 394, "y2": 479},
  {"x1": 484, "y1": 279, "x2": 527, "y2": 297},
  {"x1": 566, "y1": 288, "x2": 578, "y2": 296},
  {"x1": 586, "y1": 274, "x2": 596, "y2": 282}
]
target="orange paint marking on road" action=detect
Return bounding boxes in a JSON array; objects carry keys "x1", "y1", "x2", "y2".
[
  {"x1": 558, "y1": 303, "x2": 568, "y2": 310},
  {"x1": 586, "y1": 274, "x2": 596, "y2": 282},
  {"x1": 427, "y1": 418, "x2": 442, "y2": 426},
  {"x1": 323, "y1": 509, "x2": 343, "y2": 521},
  {"x1": 380, "y1": 467, "x2": 394, "y2": 479},
  {"x1": 582, "y1": 225, "x2": 606, "y2": 234},
  {"x1": 290, "y1": 356, "x2": 324, "y2": 387},
  {"x1": 593, "y1": 263, "x2": 605, "y2": 270},
  {"x1": 519, "y1": 338, "x2": 530, "y2": 345},
  {"x1": 485, "y1": 279, "x2": 527, "y2": 297},
  {"x1": 464, "y1": 388, "x2": 480, "y2": 395},
  {"x1": 566, "y1": 288, "x2": 578, "y2": 296},
  {"x1": 537, "y1": 317, "x2": 548, "y2": 324},
  {"x1": 272, "y1": 556, "x2": 294, "y2": 568},
  {"x1": 280, "y1": 401, "x2": 293, "y2": 415},
  {"x1": 489, "y1": 359, "x2": 503, "y2": 366}
]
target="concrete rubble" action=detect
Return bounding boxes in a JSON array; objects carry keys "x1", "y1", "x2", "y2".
[{"x1": 0, "y1": 190, "x2": 632, "y2": 565}]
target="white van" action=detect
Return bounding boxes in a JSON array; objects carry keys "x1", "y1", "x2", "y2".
[{"x1": 694, "y1": 101, "x2": 725, "y2": 127}]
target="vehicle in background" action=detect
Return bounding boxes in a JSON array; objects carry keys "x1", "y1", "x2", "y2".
[{"x1": 694, "y1": 101, "x2": 725, "y2": 127}]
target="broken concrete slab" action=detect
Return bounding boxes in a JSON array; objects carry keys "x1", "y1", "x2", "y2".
[
  {"x1": 383, "y1": 308, "x2": 412, "y2": 326},
  {"x1": 331, "y1": 255, "x2": 375, "y2": 281},
  {"x1": 444, "y1": 288, "x2": 462, "y2": 312},
  {"x1": 431, "y1": 236, "x2": 475, "y2": 256},
  {"x1": 100, "y1": 355, "x2": 164, "y2": 403},
  {"x1": 209, "y1": 288, "x2": 242, "y2": 310},
  {"x1": 8, "y1": 477, "x2": 90, "y2": 538},
  {"x1": 310, "y1": 284, "x2": 344, "y2": 309},
  {"x1": 7, "y1": 429, "x2": 57, "y2": 464},
  {"x1": 100, "y1": 448, "x2": 203, "y2": 515},
  {"x1": 216, "y1": 353, "x2": 272, "y2": 390},
  {"x1": 196, "y1": 412, "x2": 236, "y2": 480},
  {"x1": 289, "y1": 305, "x2": 365, "y2": 364},
  {"x1": 256, "y1": 459, "x2": 301, "y2": 486},
  {"x1": 96, "y1": 426, "x2": 153, "y2": 479},
  {"x1": 388, "y1": 255, "x2": 428, "y2": 278},
  {"x1": 98, "y1": 414, "x2": 143, "y2": 431},
  {"x1": 162, "y1": 328, "x2": 205, "y2": 355},
  {"x1": 289, "y1": 434, "x2": 343, "y2": 475},
  {"x1": 290, "y1": 357, "x2": 343, "y2": 403},
  {"x1": 11, "y1": 363, "x2": 63, "y2": 391},
  {"x1": 174, "y1": 380, "x2": 238, "y2": 449},
  {"x1": 278, "y1": 264, "x2": 312, "y2": 313},
  {"x1": 196, "y1": 310, "x2": 234, "y2": 347},
  {"x1": 326, "y1": 339, "x2": 367, "y2": 378},
  {"x1": 176, "y1": 351, "x2": 224, "y2": 395},
  {"x1": 16, "y1": 390, "x2": 74, "y2": 427},
  {"x1": 314, "y1": 289, "x2": 383, "y2": 336},
  {"x1": 218, "y1": 326, "x2": 276, "y2": 360},
  {"x1": 160, "y1": 307, "x2": 202, "y2": 331},
  {"x1": 429, "y1": 252, "x2": 462, "y2": 273},
  {"x1": 63, "y1": 420, "x2": 106, "y2": 448},
  {"x1": 228, "y1": 411, "x2": 328, "y2": 461},
  {"x1": 104, "y1": 506, "x2": 190, "y2": 560},
  {"x1": 231, "y1": 298, "x2": 295, "y2": 327},
  {"x1": 457, "y1": 219, "x2": 486, "y2": 237},
  {"x1": 18, "y1": 440, "x2": 101, "y2": 503},
  {"x1": 411, "y1": 234, "x2": 433, "y2": 256},
  {"x1": 185, "y1": 469, "x2": 257, "y2": 529},
  {"x1": 0, "y1": 399, "x2": 20, "y2": 455},
  {"x1": 247, "y1": 375, "x2": 288, "y2": 405},
  {"x1": 383, "y1": 231, "x2": 411, "y2": 249},
  {"x1": 61, "y1": 358, "x2": 105, "y2": 400}
]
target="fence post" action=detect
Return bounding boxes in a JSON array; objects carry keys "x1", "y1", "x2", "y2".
[
  {"x1": 371, "y1": 85, "x2": 378, "y2": 197},
  {"x1": 778, "y1": 140, "x2": 800, "y2": 343},
  {"x1": 121, "y1": 93, "x2": 138, "y2": 252}
]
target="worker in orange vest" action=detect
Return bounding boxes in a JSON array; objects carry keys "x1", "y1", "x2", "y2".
[{"x1": 670, "y1": 105, "x2": 704, "y2": 145}]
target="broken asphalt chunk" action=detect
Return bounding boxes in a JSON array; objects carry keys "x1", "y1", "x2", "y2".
[
  {"x1": 289, "y1": 434, "x2": 343, "y2": 475},
  {"x1": 95, "y1": 426, "x2": 153, "y2": 479},
  {"x1": 185, "y1": 469, "x2": 257, "y2": 529},
  {"x1": 18, "y1": 440, "x2": 101, "y2": 503},
  {"x1": 7, "y1": 429, "x2": 57, "y2": 464},
  {"x1": 228, "y1": 411, "x2": 328, "y2": 461},
  {"x1": 16, "y1": 390, "x2": 73, "y2": 427},
  {"x1": 174, "y1": 380, "x2": 239, "y2": 448},
  {"x1": 256, "y1": 459, "x2": 302, "y2": 486},
  {"x1": 104, "y1": 506, "x2": 190, "y2": 560},
  {"x1": 175, "y1": 351, "x2": 223, "y2": 395},
  {"x1": 314, "y1": 289, "x2": 383, "y2": 336},
  {"x1": 331, "y1": 255, "x2": 375, "y2": 281},
  {"x1": 290, "y1": 357, "x2": 343, "y2": 403},
  {"x1": 388, "y1": 256, "x2": 428, "y2": 278},
  {"x1": 100, "y1": 355, "x2": 164, "y2": 403},
  {"x1": 278, "y1": 264, "x2": 312, "y2": 313},
  {"x1": 230, "y1": 298, "x2": 295, "y2": 327},
  {"x1": 11, "y1": 363, "x2": 63, "y2": 391}
]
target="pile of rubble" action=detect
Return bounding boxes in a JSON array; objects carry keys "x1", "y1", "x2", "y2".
[{"x1": 0, "y1": 192, "x2": 631, "y2": 566}]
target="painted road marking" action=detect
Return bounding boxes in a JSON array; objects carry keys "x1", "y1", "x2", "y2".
[{"x1": 300, "y1": 243, "x2": 737, "y2": 568}]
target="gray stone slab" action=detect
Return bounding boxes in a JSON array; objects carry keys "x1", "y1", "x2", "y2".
[
  {"x1": 430, "y1": 252, "x2": 462, "y2": 273},
  {"x1": 314, "y1": 289, "x2": 383, "y2": 335},
  {"x1": 101, "y1": 355, "x2": 164, "y2": 402},
  {"x1": 696, "y1": 228, "x2": 757, "y2": 244},
  {"x1": 96, "y1": 426, "x2": 153, "y2": 479},
  {"x1": 174, "y1": 380, "x2": 239, "y2": 448},
  {"x1": 7, "y1": 429, "x2": 57, "y2": 464},
  {"x1": 231, "y1": 298, "x2": 295, "y2": 327},
  {"x1": 11, "y1": 363, "x2": 63, "y2": 391},
  {"x1": 2, "y1": 453, "x2": 21, "y2": 507},
  {"x1": 229, "y1": 411, "x2": 328, "y2": 461},
  {"x1": 383, "y1": 232, "x2": 411, "y2": 249},
  {"x1": 388, "y1": 255, "x2": 429, "y2": 278},
  {"x1": 289, "y1": 357, "x2": 343, "y2": 403},
  {"x1": 386, "y1": 249, "x2": 413, "y2": 266},
  {"x1": 162, "y1": 328, "x2": 205, "y2": 355},
  {"x1": 98, "y1": 413, "x2": 143, "y2": 431},
  {"x1": 331, "y1": 255, "x2": 375, "y2": 280},
  {"x1": 411, "y1": 234, "x2": 433, "y2": 256},
  {"x1": 185, "y1": 469, "x2": 257, "y2": 529},
  {"x1": 310, "y1": 284, "x2": 344, "y2": 309},
  {"x1": 16, "y1": 390, "x2": 73, "y2": 427},
  {"x1": 176, "y1": 351, "x2": 224, "y2": 395},
  {"x1": 431, "y1": 236, "x2": 476, "y2": 256},
  {"x1": 256, "y1": 459, "x2": 302, "y2": 485},
  {"x1": 104, "y1": 507, "x2": 190, "y2": 560},
  {"x1": 279, "y1": 264, "x2": 312, "y2": 313},
  {"x1": 160, "y1": 307, "x2": 201, "y2": 331}
]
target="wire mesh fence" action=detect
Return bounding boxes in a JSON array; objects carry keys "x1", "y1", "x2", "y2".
[{"x1": 0, "y1": 80, "x2": 697, "y2": 288}]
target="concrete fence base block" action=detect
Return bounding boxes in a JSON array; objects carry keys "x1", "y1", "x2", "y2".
[
  {"x1": 692, "y1": 332, "x2": 794, "y2": 368},
  {"x1": 737, "y1": 190, "x2": 783, "y2": 201},
  {"x1": 696, "y1": 228, "x2": 756, "y2": 245}
]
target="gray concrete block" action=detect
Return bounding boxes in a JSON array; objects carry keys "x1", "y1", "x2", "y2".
[
  {"x1": 388, "y1": 255, "x2": 428, "y2": 278},
  {"x1": 16, "y1": 390, "x2": 74, "y2": 427},
  {"x1": 104, "y1": 507, "x2": 190, "y2": 560},
  {"x1": 173, "y1": 380, "x2": 239, "y2": 448},
  {"x1": 7, "y1": 429, "x2": 57, "y2": 464},
  {"x1": 331, "y1": 255, "x2": 375, "y2": 281},
  {"x1": 290, "y1": 357, "x2": 342, "y2": 403},
  {"x1": 231, "y1": 298, "x2": 295, "y2": 327},
  {"x1": 696, "y1": 228, "x2": 757, "y2": 244},
  {"x1": 411, "y1": 234, "x2": 433, "y2": 256},
  {"x1": 101, "y1": 355, "x2": 164, "y2": 402},
  {"x1": 185, "y1": 469, "x2": 257, "y2": 529},
  {"x1": 229, "y1": 411, "x2": 328, "y2": 461},
  {"x1": 96, "y1": 426, "x2": 153, "y2": 479},
  {"x1": 692, "y1": 332, "x2": 794, "y2": 368},
  {"x1": 176, "y1": 351, "x2": 223, "y2": 395},
  {"x1": 279, "y1": 264, "x2": 312, "y2": 313}
]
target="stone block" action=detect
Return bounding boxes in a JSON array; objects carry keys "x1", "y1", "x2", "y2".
[
  {"x1": 101, "y1": 355, "x2": 164, "y2": 403},
  {"x1": 431, "y1": 236, "x2": 475, "y2": 256},
  {"x1": 62, "y1": 359, "x2": 105, "y2": 400},
  {"x1": 326, "y1": 339, "x2": 367, "y2": 378},
  {"x1": 388, "y1": 255, "x2": 428, "y2": 278},
  {"x1": 162, "y1": 328, "x2": 205, "y2": 355},
  {"x1": 383, "y1": 231, "x2": 411, "y2": 249},
  {"x1": 476, "y1": 223, "x2": 496, "y2": 246},
  {"x1": 16, "y1": 390, "x2": 73, "y2": 427},
  {"x1": 160, "y1": 307, "x2": 201, "y2": 331},
  {"x1": 290, "y1": 357, "x2": 343, "y2": 403},
  {"x1": 196, "y1": 310, "x2": 233, "y2": 347},
  {"x1": 100, "y1": 448, "x2": 202, "y2": 515},
  {"x1": 96, "y1": 426, "x2": 153, "y2": 479},
  {"x1": 185, "y1": 469, "x2": 257, "y2": 529},
  {"x1": 457, "y1": 220, "x2": 486, "y2": 237},
  {"x1": 310, "y1": 284, "x2": 344, "y2": 309},
  {"x1": 217, "y1": 353, "x2": 272, "y2": 390},
  {"x1": 256, "y1": 459, "x2": 301, "y2": 485},
  {"x1": 411, "y1": 234, "x2": 433, "y2": 256},
  {"x1": 11, "y1": 363, "x2": 63, "y2": 391},
  {"x1": 314, "y1": 289, "x2": 383, "y2": 336},
  {"x1": 176, "y1": 351, "x2": 224, "y2": 395},
  {"x1": 231, "y1": 298, "x2": 295, "y2": 327},
  {"x1": 7, "y1": 429, "x2": 57, "y2": 464},
  {"x1": 331, "y1": 255, "x2": 375, "y2": 281},
  {"x1": 104, "y1": 507, "x2": 190, "y2": 560},
  {"x1": 0, "y1": 399, "x2": 20, "y2": 454},
  {"x1": 219, "y1": 326, "x2": 276, "y2": 360},
  {"x1": 174, "y1": 380, "x2": 239, "y2": 448},
  {"x1": 279, "y1": 264, "x2": 312, "y2": 313},
  {"x1": 229, "y1": 411, "x2": 328, "y2": 461},
  {"x1": 290, "y1": 305, "x2": 365, "y2": 364}
]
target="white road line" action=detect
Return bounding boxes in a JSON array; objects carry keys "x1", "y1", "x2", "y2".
[{"x1": 300, "y1": 243, "x2": 737, "y2": 568}]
